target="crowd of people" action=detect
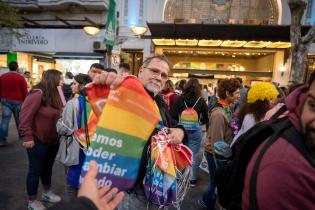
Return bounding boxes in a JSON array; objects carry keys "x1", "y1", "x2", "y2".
[{"x1": 1, "y1": 55, "x2": 315, "y2": 210}]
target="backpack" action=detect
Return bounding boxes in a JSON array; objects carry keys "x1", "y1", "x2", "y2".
[
  {"x1": 208, "y1": 95, "x2": 217, "y2": 113},
  {"x1": 215, "y1": 105, "x2": 302, "y2": 210},
  {"x1": 179, "y1": 98, "x2": 201, "y2": 132}
]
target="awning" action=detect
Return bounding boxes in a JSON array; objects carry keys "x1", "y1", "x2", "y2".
[
  {"x1": 147, "y1": 23, "x2": 311, "y2": 42},
  {"x1": 53, "y1": 52, "x2": 104, "y2": 59}
]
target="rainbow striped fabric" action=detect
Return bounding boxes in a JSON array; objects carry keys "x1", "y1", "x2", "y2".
[
  {"x1": 74, "y1": 84, "x2": 110, "y2": 149},
  {"x1": 179, "y1": 108, "x2": 200, "y2": 131},
  {"x1": 80, "y1": 76, "x2": 161, "y2": 190},
  {"x1": 143, "y1": 128, "x2": 192, "y2": 207}
]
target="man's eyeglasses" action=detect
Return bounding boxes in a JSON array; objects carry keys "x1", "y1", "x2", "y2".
[{"x1": 143, "y1": 67, "x2": 168, "y2": 80}]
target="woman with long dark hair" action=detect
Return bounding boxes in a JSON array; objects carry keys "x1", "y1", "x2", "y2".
[
  {"x1": 56, "y1": 73, "x2": 92, "y2": 200},
  {"x1": 231, "y1": 82, "x2": 279, "y2": 146},
  {"x1": 19, "y1": 69, "x2": 64, "y2": 210},
  {"x1": 170, "y1": 78, "x2": 208, "y2": 187}
]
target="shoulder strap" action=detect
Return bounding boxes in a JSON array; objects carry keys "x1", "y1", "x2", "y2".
[
  {"x1": 270, "y1": 104, "x2": 287, "y2": 120},
  {"x1": 183, "y1": 97, "x2": 201, "y2": 109},
  {"x1": 248, "y1": 118, "x2": 292, "y2": 210},
  {"x1": 282, "y1": 126, "x2": 315, "y2": 168},
  {"x1": 192, "y1": 97, "x2": 201, "y2": 109},
  {"x1": 183, "y1": 100, "x2": 188, "y2": 109},
  {"x1": 82, "y1": 91, "x2": 90, "y2": 148}
]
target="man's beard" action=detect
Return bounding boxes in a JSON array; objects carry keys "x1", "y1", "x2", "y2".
[
  {"x1": 304, "y1": 126, "x2": 315, "y2": 157},
  {"x1": 144, "y1": 81, "x2": 161, "y2": 96}
]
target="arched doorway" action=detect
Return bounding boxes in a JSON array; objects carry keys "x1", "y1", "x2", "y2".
[{"x1": 163, "y1": 0, "x2": 279, "y2": 24}]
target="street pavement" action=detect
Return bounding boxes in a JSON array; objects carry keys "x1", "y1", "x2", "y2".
[{"x1": 0, "y1": 117, "x2": 209, "y2": 210}]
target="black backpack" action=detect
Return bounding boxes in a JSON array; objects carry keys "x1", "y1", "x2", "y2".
[{"x1": 215, "y1": 106, "x2": 315, "y2": 210}]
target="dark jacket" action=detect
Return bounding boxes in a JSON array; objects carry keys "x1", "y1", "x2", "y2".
[
  {"x1": 170, "y1": 94, "x2": 209, "y2": 125},
  {"x1": 48, "y1": 197, "x2": 97, "y2": 210},
  {"x1": 132, "y1": 92, "x2": 188, "y2": 191}
]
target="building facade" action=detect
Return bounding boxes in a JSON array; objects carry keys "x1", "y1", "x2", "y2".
[
  {"x1": 1, "y1": 0, "x2": 315, "y2": 85},
  {"x1": 116, "y1": 0, "x2": 315, "y2": 86},
  {"x1": 0, "y1": 0, "x2": 109, "y2": 81}
]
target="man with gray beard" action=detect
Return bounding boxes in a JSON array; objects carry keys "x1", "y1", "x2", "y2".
[{"x1": 93, "y1": 55, "x2": 188, "y2": 210}]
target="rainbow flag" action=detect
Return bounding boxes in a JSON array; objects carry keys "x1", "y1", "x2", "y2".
[
  {"x1": 143, "y1": 128, "x2": 192, "y2": 207},
  {"x1": 80, "y1": 76, "x2": 161, "y2": 190},
  {"x1": 74, "y1": 84, "x2": 110, "y2": 149}
]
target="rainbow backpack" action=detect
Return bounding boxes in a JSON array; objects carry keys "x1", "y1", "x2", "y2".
[{"x1": 179, "y1": 98, "x2": 201, "y2": 132}]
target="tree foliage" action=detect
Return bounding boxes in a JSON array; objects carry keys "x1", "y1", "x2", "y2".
[
  {"x1": 288, "y1": 0, "x2": 315, "y2": 82},
  {"x1": 0, "y1": 0, "x2": 21, "y2": 28}
]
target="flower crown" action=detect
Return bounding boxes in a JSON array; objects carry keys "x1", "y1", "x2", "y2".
[{"x1": 247, "y1": 82, "x2": 278, "y2": 103}]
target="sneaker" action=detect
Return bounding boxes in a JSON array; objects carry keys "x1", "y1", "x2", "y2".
[
  {"x1": 28, "y1": 200, "x2": 46, "y2": 210},
  {"x1": 190, "y1": 180, "x2": 197, "y2": 187},
  {"x1": 0, "y1": 140, "x2": 8, "y2": 147},
  {"x1": 41, "y1": 191, "x2": 61, "y2": 203}
]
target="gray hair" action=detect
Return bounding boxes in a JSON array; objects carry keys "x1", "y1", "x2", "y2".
[{"x1": 141, "y1": 54, "x2": 172, "y2": 70}]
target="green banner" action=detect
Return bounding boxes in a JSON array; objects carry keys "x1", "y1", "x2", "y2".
[
  {"x1": 104, "y1": 0, "x2": 116, "y2": 46},
  {"x1": 7, "y1": 52, "x2": 17, "y2": 66}
]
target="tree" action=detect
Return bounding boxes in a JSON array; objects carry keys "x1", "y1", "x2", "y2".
[
  {"x1": 0, "y1": 0, "x2": 21, "y2": 28},
  {"x1": 288, "y1": 0, "x2": 315, "y2": 83}
]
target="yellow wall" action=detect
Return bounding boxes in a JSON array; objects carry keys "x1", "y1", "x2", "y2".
[
  {"x1": 166, "y1": 53, "x2": 277, "y2": 72},
  {"x1": 167, "y1": 55, "x2": 258, "y2": 71},
  {"x1": 256, "y1": 54, "x2": 274, "y2": 71},
  {"x1": 272, "y1": 50, "x2": 289, "y2": 86},
  {"x1": 0, "y1": 55, "x2": 6, "y2": 67}
]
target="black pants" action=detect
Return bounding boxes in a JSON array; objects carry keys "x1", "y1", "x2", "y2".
[{"x1": 26, "y1": 140, "x2": 59, "y2": 198}]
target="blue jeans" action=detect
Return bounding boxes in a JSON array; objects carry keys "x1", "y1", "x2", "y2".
[
  {"x1": 187, "y1": 129, "x2": 202, "y2": 180},
  {"x1": 26, "y1": 140, "x2": 59, "y2": 198},
  {"x1": 0, "y1": 100, "x2": 22, "y2": 141},
  {"x1": 202, "y1": 152, "x2": 217, "y2": 210}
]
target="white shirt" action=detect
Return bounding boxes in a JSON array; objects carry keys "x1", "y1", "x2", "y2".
[{"x1": 231, "y1": 114, "x2": 257, "y2": 147}]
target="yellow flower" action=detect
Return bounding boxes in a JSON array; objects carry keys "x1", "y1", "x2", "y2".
[{"x1": 247, "y1": 82, "x2": 278, "y2": 103}]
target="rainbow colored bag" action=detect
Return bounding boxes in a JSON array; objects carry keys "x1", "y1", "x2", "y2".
[
  {"x1": 80, "y1": 76, "x2": 160, "y2": 190},
  {"x1": 179, "y1": 98, "x2": 201, "y2": 132},
  {"x1": 143, "y1": 128, "x2": 193, "y2": 208}
]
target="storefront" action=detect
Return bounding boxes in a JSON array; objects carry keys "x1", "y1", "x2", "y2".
[
  {"x1": 147, "y1": 23, "x2": 312, "y2": 86},
  {"x1": 0, "y1": 28, "x2": 105, "y2": 81},
  {"x1": 120, "y1": 49, "x2": 143, "y2": 75},
  {"x1": 54, "y1": 52, "x2": 104, "y2": 75}
]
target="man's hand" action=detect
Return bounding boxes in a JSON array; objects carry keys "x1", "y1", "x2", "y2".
[
  {"x1": 167, "y1": 128, "x2": 184, "y2": 145},
  {"x1": 22, "y1": 140, "x2": 35, "y2": 149},
  {"x1": 93, "y1": 72, "x2": 124, "y2": 89},
  {"x1": 78, "y1": 160, "x2": 124, "y2": 210}
]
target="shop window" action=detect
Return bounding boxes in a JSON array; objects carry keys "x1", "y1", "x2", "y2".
[
  {"x1": 306, "y1": 55, "x2": 315, "y2": 83},
  {"x1": 120, "y1": 50, "x2": 143, "y2": 75}
]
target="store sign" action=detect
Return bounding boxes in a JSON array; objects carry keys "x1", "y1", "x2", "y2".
[
  {"x1": 111, "y1": 50, "x2": 120, "y2": 67},
  {"x1": 1, "y1": 28, "x2": 102, "y2": 53},
  {"x1": 13, "y1": 29, "x2": 55, "y2": 51},
  {"x1": 18, "y1": 33, "x2": 49, "y2": 45}
]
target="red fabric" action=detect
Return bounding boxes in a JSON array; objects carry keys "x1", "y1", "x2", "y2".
[
  {"x1": 0, "y1": 72, "x2": 28, "y2": 102},
  {"x1": 161, "y1": 90, "x2": 178, "y2": 110},
  {"x1": 242, "y1": 86, "x2": 315, "y2": 210},
  {"x1": 242, "y1": 138, "x2": 315, "y2": 210},
  {"x1": 19, "y1": 90, "x2": 61, "y2": 144}
]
